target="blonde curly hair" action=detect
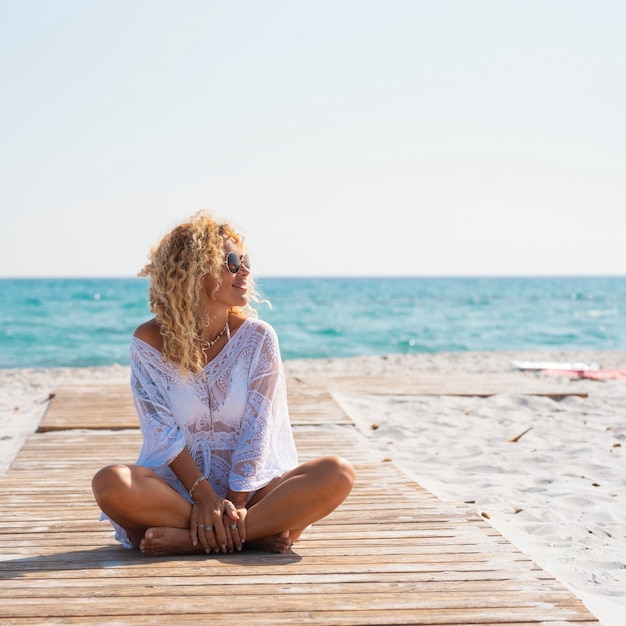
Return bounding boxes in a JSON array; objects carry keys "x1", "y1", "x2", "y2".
[{"x1": 139, "y1": 211, "x2": 259, "y2": 374}]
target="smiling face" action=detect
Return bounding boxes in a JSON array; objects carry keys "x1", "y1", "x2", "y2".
[{"x1": 202, "y1": 237, "x2": 250, "y2": 314}]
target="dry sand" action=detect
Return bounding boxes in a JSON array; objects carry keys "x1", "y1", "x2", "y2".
[{"x1": 1, "y1": 350, "x2": 625, "y2": 625}]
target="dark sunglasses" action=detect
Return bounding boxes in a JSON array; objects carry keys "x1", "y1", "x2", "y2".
[{"x1": 225, "y1": 251, "x2": 251, "y2": 274}]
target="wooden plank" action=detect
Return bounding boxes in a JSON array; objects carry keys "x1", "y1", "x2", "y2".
[
  {"x1": 0, "y1": 576, "x2": 577, "y2": 598},
  {"x1": 38, "y1": 378, "x2": 353, "y2": 432},
  {"x1": 0, "y1": 592, "x2": 596, "y2": 617},
  {"x1": 306, "y1": 374, "x2": 588, "y2": 399},
  {"x1": 0, "y1": 609, "x2": 598, "y2": 626},
  {"x1": 0, "y1": 383, "x2": 598, "y2": 625}
]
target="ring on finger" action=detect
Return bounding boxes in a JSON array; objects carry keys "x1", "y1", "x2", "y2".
[
  {"x1": 229, "y1": 523, "x2": 238, "y2": 530},
  {"x1": 204, "y1": 525, "x2": 214, "y2": 532}
]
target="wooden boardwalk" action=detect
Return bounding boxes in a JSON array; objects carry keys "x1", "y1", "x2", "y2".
[{"x1": 0, "y1": 377, "x2": 598, "y2": 624}]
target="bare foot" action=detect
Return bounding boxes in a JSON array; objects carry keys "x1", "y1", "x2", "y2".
[
  {"x1": 139, "y1": 527, "x2": 203, "y2": 556},
  {"x1": 246, "y1": 530, "x2": 292, "y2": 554}
]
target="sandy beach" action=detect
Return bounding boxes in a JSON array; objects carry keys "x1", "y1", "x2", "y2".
[{"x1": 1, "y1": 350, "x2": 625, "y2": 626}]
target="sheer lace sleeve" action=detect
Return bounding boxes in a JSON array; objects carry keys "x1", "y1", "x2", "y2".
[
  {"x1": 130, "y1": 339, "x2": 187, "y2": 470},
  {"x1": 229, "y1": 323, "x2": 297, "y2": 492}
]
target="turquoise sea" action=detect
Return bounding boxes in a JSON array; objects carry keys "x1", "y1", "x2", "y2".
[{"x1": 1, "y1": 277, "x2": 626, "y2": 369}]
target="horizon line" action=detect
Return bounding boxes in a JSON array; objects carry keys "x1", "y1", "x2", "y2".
[{"x1": 2, "y1": 273, "x2": 626, "y2": 280}]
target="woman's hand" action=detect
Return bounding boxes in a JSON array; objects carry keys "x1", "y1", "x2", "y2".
[
  {"x1": 224, "y1": 504, "x2": 247, "y2": 551},
  {"x1": 190, "y1": 494, "x2": 240, "y2": 554}
]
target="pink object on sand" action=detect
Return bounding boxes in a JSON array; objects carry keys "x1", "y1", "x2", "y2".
[{"x1": 543, "y1": 369, "x2": 626, "y2": 380}]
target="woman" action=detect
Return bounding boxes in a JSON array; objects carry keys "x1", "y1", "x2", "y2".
[{"x1": 92, "y1": 211, "x2": 354, "y2": 556}]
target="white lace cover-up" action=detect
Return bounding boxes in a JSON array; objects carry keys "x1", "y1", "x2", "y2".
[{"x1": 103, "y1": 317, "x2": 298, "y2": 548}]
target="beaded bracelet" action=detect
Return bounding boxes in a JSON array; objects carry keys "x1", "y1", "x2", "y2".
[{"x1": 188, "y1": 475, "x2": 207, "y2": 499}]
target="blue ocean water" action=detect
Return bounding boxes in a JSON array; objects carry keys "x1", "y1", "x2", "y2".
[{"x1": 1, "y1": 277, "x2": 626, "y2": 369}]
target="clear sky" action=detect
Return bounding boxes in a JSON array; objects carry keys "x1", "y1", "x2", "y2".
[{"x1": 1, "y1": 0, "x2": 625, "y2": 277}]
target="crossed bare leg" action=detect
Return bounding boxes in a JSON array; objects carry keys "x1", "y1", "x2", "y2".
[
  {"x1": 138, "y1": 527, "x2": 294, "y2": 556},
  {"x1": 93, "y1": 455, "x2": 354, "y2": 557}
]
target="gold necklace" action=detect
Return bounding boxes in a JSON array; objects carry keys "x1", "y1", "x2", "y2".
[{"x1": 202, "y1": 321, "x2": 228, "y2": 351}]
